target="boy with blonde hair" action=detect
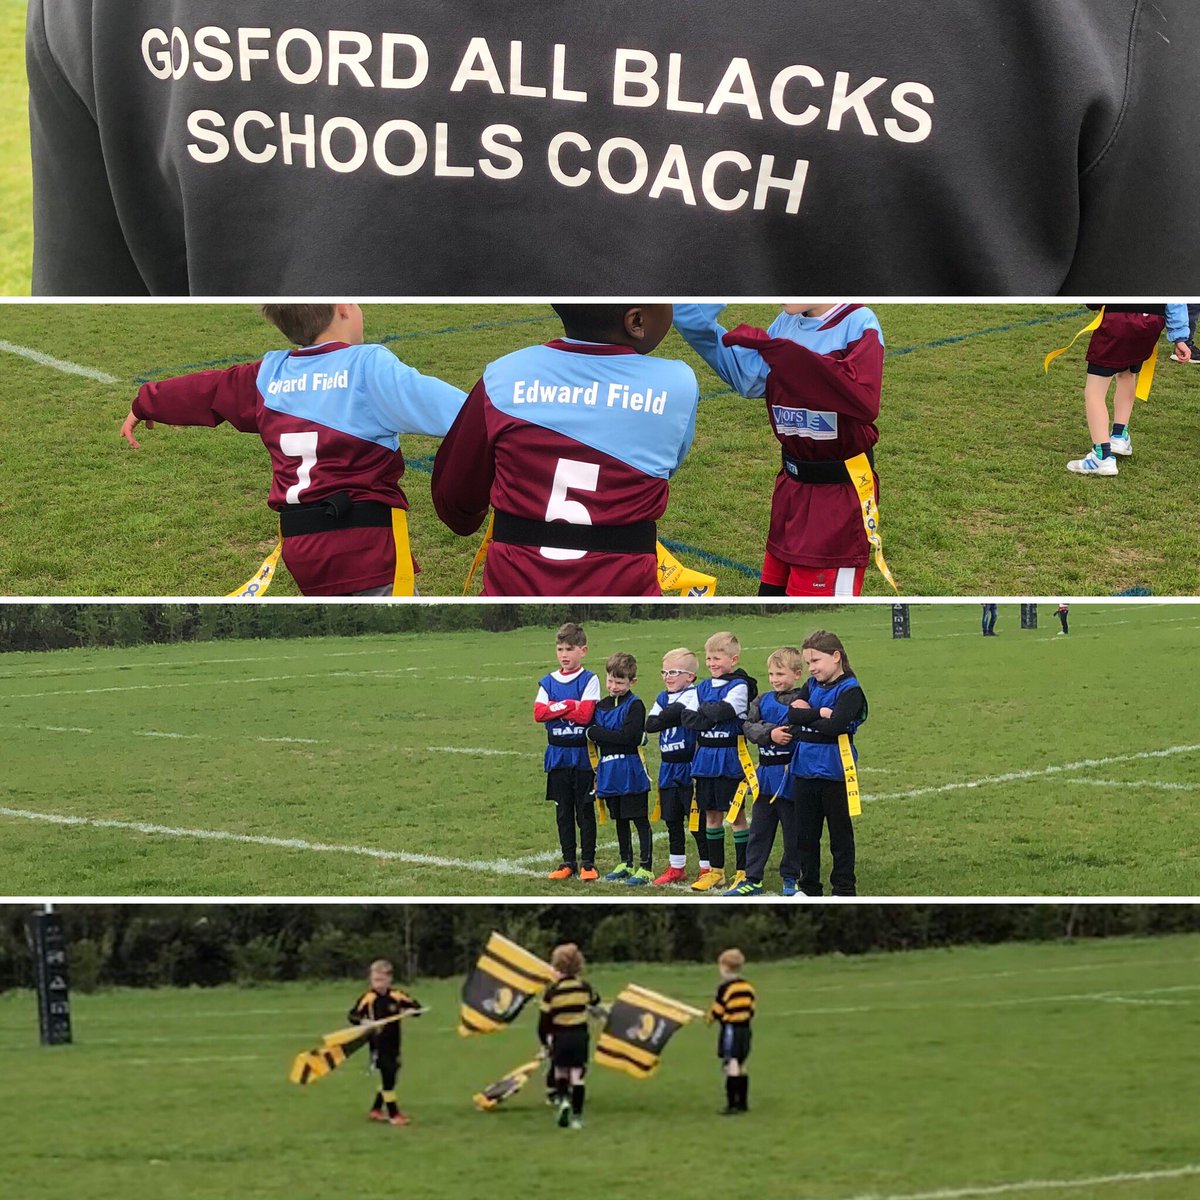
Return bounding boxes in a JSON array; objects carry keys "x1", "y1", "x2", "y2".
[
  {"x1": 679, "y1": 633, "x2": 758, "y2": 891},
  {"x1": 347, "y1": 958, "x2": 424, "y2": 1126},
  {"x1": 728, "y1": 647, "x2": 806, "y2": 896},
  {"x1": 707, "y1": 948, "x2": 756, "y2": 1115},
  {"x1": 644, "y1": 647, "x2": 701, "y2": 885}
]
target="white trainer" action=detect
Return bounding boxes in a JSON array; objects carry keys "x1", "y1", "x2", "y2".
[
  {"x1": 1067, "y1": 451, "x2": 1118, "y2": 476},
  {"x1": 1109, "y1": 433, "x2": 1133, "y2": 457}
]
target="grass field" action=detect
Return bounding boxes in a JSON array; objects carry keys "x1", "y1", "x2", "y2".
[
  {"x1": 0, "y1": 0, "x2": 30, "y2": 296},
  {"x1": 2, "y1": 602, "x2": 1198, "y2": 897},
  {"x1": 2, "y1": 303, "x2": 1199, "y2": 597},
  {"x1": 4, "y1": 934, "x2": 1200, "y2": 1200}
]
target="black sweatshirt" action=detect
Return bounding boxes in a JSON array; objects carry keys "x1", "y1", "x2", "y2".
[
  {"x1": 27, "y1": 0, "x2": 1200, "y2": 296},
  {"x1": 786, "y1": 678, "x2": 867, "y2": 742},
  {"x1": 586, "y1": 693, "x2": 647, "y2": 754}
]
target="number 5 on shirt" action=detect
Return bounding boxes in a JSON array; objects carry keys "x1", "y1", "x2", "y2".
[{"x1": 543, "y1": 458, "x2": 599, "y2": 561}]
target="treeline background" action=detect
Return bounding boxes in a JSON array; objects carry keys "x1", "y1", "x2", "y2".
[
  {"x1": 2, "y1": 904, "x2": 1196, "y2": 993},
  {"x1": 0, "y1": 603, "x2": 819, "y2": 653}
]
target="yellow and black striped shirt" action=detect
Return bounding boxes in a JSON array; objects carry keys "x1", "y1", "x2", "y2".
[
  {"x1": 539, "y1": 976, "x2": 601, "y2": 1030},
  {"x1": 709, "y1": 977, "x2": 756, "y2": 1025}
]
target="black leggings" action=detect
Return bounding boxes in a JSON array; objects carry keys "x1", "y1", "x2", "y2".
[
  {"x1": 793, "y1": 777, "x2": 856, "y2": 896},
  {"x1": 616, "y1": 816, "x2": 653, "y2": 869}
]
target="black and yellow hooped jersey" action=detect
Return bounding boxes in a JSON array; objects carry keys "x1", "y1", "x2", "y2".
[
  {"x1": 348, "y1": 987, "x2": 422, "y2": 1056},
  {"x1": 540, "y1": 977, "x2": 601, "y2": 1030},
  {"x1": 709, "y1": 977, "x2": 756, "y2": 1025}
]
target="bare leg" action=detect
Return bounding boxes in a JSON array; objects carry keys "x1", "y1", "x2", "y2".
[
  {"x1": 1084, "y1": 373, "x2": 1114, "y2": 446},
  {"x1": 1112, "y1": 371, "x2": 1137, "y2": 430}
]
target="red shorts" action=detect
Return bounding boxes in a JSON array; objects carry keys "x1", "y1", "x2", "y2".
[{"x1": 761, "y1": 552, "x2": 866, "y2": 597}]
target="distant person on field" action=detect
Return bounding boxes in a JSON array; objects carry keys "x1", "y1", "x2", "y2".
[
  {"x1": 981, "y1": 603, "x2": 999, "y2": 637},
  {"x1": 347, "y1": 959, "x2": 424, "y2": 1127}
]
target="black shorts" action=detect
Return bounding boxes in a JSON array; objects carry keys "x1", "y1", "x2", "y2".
[
  {"x1": 695, "y1": 776, "x2": 740, "y2": 813},
  {"x1": 603, "y1": 792, "x2": 649, "y2": 820},
  {"x1": 1087, "y1": 362, "x2": 1141, "y2": 378},
  {"x1": 549, "y1": 1027, "x2": 590, "y2": 1070},
  {"x1": 658, "y1": 783, "x2": 693, "y2": 823},
  {"x1": 717, "y1": 1024, "x2": 752, "y2": 1065},
  {"x1": 545, "y1": 766, "x2": 594, "y2": 806}
]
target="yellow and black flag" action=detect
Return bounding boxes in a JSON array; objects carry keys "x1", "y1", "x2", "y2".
[
  {"x1": 595, "y1": 984, "x2": 703, "y2": 1080},
  {"x1": 288, "y1": 1011, "x2": 425, "y2": 1086},
  {"x1": 458, "y1": 932, "x2": 558, "y2": 1037}
]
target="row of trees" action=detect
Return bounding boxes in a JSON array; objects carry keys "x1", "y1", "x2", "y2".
[
  {"x1": 2, "y1": 904, "x2": 1196, "y2": 993},
  {"x1": 0, "y1": 603, "x2": 810, "y2": 653}
]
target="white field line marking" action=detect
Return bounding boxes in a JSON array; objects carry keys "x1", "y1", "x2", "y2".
[
  {"x1": 125, "y1": 1055, "x2": 264, "y2": 1066},
  {"x1": 837, "y1": 1161, "x2": 1200, "y2": 1200},
  {"x1": 773, "y1": 983, "x2": 1200, "y2": 1019},
  {"x1": 865, "y1": 744, "x2": 1200, "y2": 804},
  {"x1": 0, "y1": 339, "x2": 121, "y2": 384},
  {"x1": 1, "y1": 723, "x2": 321, "y2": 746},
  {"x1": 429, "y1": 746, "x2": 535, "y2": 757},
  {"x1": 0, "y1": 806, "x2": 544, "y2": 879},
  {"x1": 1066, "y1": 779, "x2": 1199, "y2": 792}
]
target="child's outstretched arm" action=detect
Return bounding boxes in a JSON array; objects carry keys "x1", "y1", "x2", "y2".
[
  {"x1": 123, "y1": 363, "x2": 264, "y2": 448},
  {"x1": 673, "y1": 304, "x2": 772, "y2": 398},
  {"x1": 430, "y1": 379, "x2": 495, "y2": 536},
  {"x1": 365, "y1": 349, "x2": 467, "y2": 437}
]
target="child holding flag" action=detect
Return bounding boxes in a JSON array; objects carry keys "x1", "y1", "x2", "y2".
[
  {"x1": 539, "y1": 944, "x2": 602, "y2": 1130},
  {"x1": 707, "y1": 948, "x2": 756, "y2": 1115},
  {"x1": 347, "y1": 959, "x2": 424, "y2": 1127},
  {"x1": 674, "y1": 303, "x2": 887, "y2": 597},
  {"x1": 787, "y1": 631, "x2": 868, "y2": 897},
  {"x1": 119, "y1": 303, "x2": 465, "y2": 596}
]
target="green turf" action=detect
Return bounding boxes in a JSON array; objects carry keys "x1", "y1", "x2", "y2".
[
  {"x1": 4, "y1": 934, "x2": 1200, "y2": 1200},
  {"x1": 2, "y1": 303, "x2": 1198, "y2": 597},
  {"x1": 1, "y1": 602, "x2": 1197, "y2": 896},
  {"x1": 0, "y1": 0, "x2": 30, "y2": 296}
]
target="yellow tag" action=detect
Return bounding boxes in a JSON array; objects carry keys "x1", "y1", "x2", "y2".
[
  {"x1": 1044, "y1": 308, "x2": 1105, "y2": 375},
  {"x1": 844, "y1": 453, "x2": 898, "y2": 593},
  {"x1": 464, "y1": 513, "x2": 495, "y2": 595},
  {"x1": 687, "y1": 791, "x2": 700, "y2": 833},
  {"x1": 650, "y1": 786, "x2": 662, "y2": 824},
  {"x1": 596, "y1": 796, "x2": 608, "y2": 825},
  {"x1": 391, "y1": 508, "x2": 416, "y2": 597},
  {"x1": 725, "y1": 736, "x2": 761, "y2": 826},
  {"x1": 657, "y1": 542, "x2": 718, "y2": 596},
  {"x1": 1136, "y1": 348, "x2": 1158, "y2": 402},
  {"x1": 839, "y1": 734, "x2": 862, "y2": 817},
  {"x1": 227, "y1": 536, "x2": 283, "y2": 599}
]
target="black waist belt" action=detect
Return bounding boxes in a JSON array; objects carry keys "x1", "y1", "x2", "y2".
[
  {"x1": 781, "y1": 448, "x2": 874, "y2": 484},
  {"x1": 758, "y1": 750, "x2": 793, "y2": 764},
  {"x1": 699, "y1": 733, "x2": 739, "y2": 748},
  {"x1": 493, "y1": 511, "x2": 657, "y2": 555},
  {"x1": 660, "y1": 749, "x2": 694, "y2": 763},
  {"x1": 279, "y1": 494, "x2": 395, "y2": 538}
]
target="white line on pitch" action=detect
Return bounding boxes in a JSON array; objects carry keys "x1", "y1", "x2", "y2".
[
  {"x1": 0, "y1": 806, "x2": 543, "y2": 878},
  {"x1": 1065, "y1": 779, "x2": 1199, "y2": 792},
  {"x1": 0, "y1": 723, "x2": 321, "y2": 746},
  {"x1": 0, "y1": 339, "x2": 120, "y2": 384},
  {"x1": 836, "y1": 1161, "x2": 1200, "y2": 1200},
  {"x1": 865, "y1": 744, "x2": 1200, "y2": 804}
]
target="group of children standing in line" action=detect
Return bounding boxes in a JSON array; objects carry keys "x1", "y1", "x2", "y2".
[{"x1": 534, "y1": 622, "x2": 868, "y2": 896}]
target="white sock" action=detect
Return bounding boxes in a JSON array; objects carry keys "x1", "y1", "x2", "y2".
[{"x1": 669, "y1": 854, "x2": 686, "y2": 869}]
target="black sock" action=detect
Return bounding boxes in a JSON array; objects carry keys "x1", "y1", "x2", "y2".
[
  {"x1": 1112, "y1": 422, "x2": 1127, "y2": 437},
  {"x1": 571, "y1": 1084, "x2": 586, "y2": 1117},
  {"x1": 667, "y1": 819, "x2": 685, "y2": 857},
  {"x1": 706, "y1": 826, "x2": 726, "y2": 869},
  {"x1": 556, "y1": 1077, "x2": 569, "y2": 1103},
  {"x1": 692, "y1": 826, "x2": 710, "y2": 868},
  {"x1": 725, "y1": 1076, "x2": 737, "y2": 1109},
  {"x1": 616, "y1": 817, "x2": 632, "y2": 867},
  {"x1": 739, "y1": 1075, "x2": 750, "y2": 1110},
  {"x1": 733, "y1": 828, "x2": 749, "y2": 872},
  {"x1": 634, "y1": 815, "x2": 653, "y2": 869},
  {"x1": 371, "y1": 1091, "x2": 383, "y2": 1111}
]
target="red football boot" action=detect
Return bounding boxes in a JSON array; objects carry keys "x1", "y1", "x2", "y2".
[{"x1": 653, "y1": 866, "x2": 688, "y2": 886}]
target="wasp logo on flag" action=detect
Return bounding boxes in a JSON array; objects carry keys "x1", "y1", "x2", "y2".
[
  {"x1": 458, "y1": 932, "x2": 558, "y2": 1037},
  {"x1": 595, "y1": 984, "x2": 703, "y2": 1080}
]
